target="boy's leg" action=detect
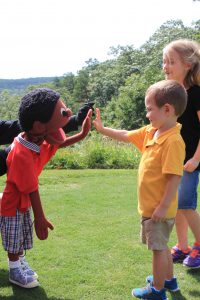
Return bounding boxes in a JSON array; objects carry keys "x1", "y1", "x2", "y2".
[
  {"x1": 132, "y1": 219, "x2": 172, "y2": 298},
  {"x1": 145, "y1": 218, "x2": 175, "y2": 287},
  {"x1": 146, "y1": 249, "x2": 179, "y2": 292},
  {"x1": 153, "y1": 248, "x2": 173, "y2": 290},
  {"x1": 166, "y1": 248, "x2": 173, "y2": 280}
]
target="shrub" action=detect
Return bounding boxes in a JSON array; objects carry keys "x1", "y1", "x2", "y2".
[{"x1": 45, "y1": 132, "x2": 141, "y2": 169}]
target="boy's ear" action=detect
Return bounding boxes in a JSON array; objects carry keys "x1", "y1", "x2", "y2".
[
  {"x1": 32, "y1": 120, "x2": 46, "y2": 134},
  {"x1": 164, "y1": 103, "x2": 170, "y2": 112},
  {"x1": 164, "y1": 103, "x2": 175, "y2": 115}
]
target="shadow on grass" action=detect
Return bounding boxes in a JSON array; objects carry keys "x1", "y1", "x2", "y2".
[
  {"x1": 169, "y1": 290, "x2": 187, "y2": 300},
  {"x1": 186, "y1": 267, "x2": 200, "y2": 280},
  {"x1": 0, "y1": 269, "x2": 74, "y2": 300},
  {"x1": 185, "y1": 268, "x2": 200, "y2": 299},
  {"x1": 168, "y1": 268, "x2": 200, "y2": 300}
]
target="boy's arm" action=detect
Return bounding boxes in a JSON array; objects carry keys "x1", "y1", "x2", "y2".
[
  {"x1": 93, "y1": 108, "x2": 130, "y2": 143},
  {"x1": 59, "y1": 109, "x2": 92, "y2": 148},
  {"x1": 29, "y1": 189, "x2": 54, "y2": 240},
  {"x1": 151, "y1": 174, "x2": 181, "y2": 222}
]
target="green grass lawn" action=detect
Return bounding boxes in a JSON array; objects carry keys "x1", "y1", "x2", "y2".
[{"x1": 0, "y1": 169, "x2": 199, "y2": 300}]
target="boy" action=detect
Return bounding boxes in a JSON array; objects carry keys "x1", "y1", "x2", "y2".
[
  {"x1": 0, "y1": 88, "x2": 92, "y2": 288},
  {"x1": 93, "y1": 80, "x2": 187, "y2": 300}
]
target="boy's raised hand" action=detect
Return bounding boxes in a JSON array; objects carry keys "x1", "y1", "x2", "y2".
[{"x1": 93, "y1": 108, "x2": 104, "y2": 132}]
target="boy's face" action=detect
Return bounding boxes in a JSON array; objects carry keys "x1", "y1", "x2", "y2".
[
  {"x1": 27, "y1": 99, "x2": 72, "y2": 145},
  {"x1": 145, "y1": 92, "x2": 170, "y2": 129}
]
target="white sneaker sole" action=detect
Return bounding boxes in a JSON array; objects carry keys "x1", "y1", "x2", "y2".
[{"x1": 9, "y1": 278, "x2": 39, "y2": 288}]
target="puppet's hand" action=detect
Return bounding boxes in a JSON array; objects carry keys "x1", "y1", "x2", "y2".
[
  {"x1": 76, "y1": 102, "x2": 95, "y2": 125},
  {"x1": 80, "y1": 109, "x2": 92, "y2": 138},
  {"x1": 34, "y1": 217, "x2": 54, "y2": 240}
]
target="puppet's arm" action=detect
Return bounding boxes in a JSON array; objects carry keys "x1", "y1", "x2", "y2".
[
  {"x1": 29, "y1": 189, "x2": 54, "y2": 240},
  {"x1": 59, "y1": 109, "x2": 92, "y2": 148},
  {"x1": 0, "y1": 120, "x2": 21, "y2": 145},
  {"x1": 0, "y1": 103, "x2": 94, "y2": 145},
  {"x1": 0, "y1": 103, "x2": 94, "y2": 176}
]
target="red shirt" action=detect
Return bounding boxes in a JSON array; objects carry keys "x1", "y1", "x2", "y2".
[{"x1": 1, "y1": 134, "x2": 59, "y2": 216}]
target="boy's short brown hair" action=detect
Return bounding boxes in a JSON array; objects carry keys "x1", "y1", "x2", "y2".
[{"x1": 146, "y1": 80, "x2": 187, "y2": 117}]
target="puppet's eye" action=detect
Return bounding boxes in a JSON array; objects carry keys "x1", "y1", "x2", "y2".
[{"x1": 60, "y1": 107, "x2": 68, "y2": 117}]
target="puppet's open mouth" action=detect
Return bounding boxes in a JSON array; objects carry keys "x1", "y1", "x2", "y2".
[{"x1": 45, "y1": 128, "x2": 66, "y2": 145}]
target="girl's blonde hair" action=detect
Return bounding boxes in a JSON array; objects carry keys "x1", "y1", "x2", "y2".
[{"x1": 163, "y1": 39, "x2": 200, "y2": 88}]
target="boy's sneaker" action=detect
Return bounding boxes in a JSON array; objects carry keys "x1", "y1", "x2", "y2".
[
  {"x1": 183, "y1": 245, "x2": 200, "y2": 269},
  {"x1": 131, "y1": 285, "x2": 168, "y2": 299},
  {"x1": 146, "y1": 275, "x2": 179, "y2": 292},
  {"x1": 171, "y1": 245, "x2": 191, "y2": 263},
  {"x1": 20, "y1": 257, "x2": 38, "y2": 279},
  {"x1": 9, "y1": 267, "x2": 39, "y2": 288}
]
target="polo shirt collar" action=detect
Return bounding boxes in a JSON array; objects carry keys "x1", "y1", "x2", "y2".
[
  {"x1": 146, "y1": 123, "x2": 182, "y2": 146},
  {"x1": 17, "y1": 133, "x2": 40, "y2": 153}
]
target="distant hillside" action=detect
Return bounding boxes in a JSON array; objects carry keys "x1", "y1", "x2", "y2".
[{"x1": 0, "y1": 77, "x2": 60, "y2": 91}]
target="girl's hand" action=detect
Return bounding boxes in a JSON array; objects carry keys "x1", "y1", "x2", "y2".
[
  {"x1": 93, "y1": 108, "x2": 104, "y2": 132},
  {"x1": 184, "y1": 158, "x2": 199, "y2": 172}
]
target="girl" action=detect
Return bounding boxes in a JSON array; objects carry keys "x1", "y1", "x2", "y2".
[{"x1": 163, "y1": 39, "x2": 200, "y2": 268}]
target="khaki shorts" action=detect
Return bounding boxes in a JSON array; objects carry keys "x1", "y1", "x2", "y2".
[{"x1": 140, "y1": 217, "x2": 175, "y2": 250}]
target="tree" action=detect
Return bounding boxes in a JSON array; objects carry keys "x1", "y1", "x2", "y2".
[
  {"x1": 0, "y1": 90, "x2": 20, "y2": 120},
  {"x1": 62, "y1": 72, "x2": 75, "y2": 93},
  {"x1": 72, "y1": 69, "x2": 90, "y2": 102}
]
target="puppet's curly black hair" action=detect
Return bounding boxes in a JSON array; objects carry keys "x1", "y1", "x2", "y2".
[{"x1": 18, "y1": 88, "x2": 60, "y2": 131}]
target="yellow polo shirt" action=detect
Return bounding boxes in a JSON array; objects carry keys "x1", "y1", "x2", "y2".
[{"x1": 128, "y1": 123, "x2": 185, "y2": 218}]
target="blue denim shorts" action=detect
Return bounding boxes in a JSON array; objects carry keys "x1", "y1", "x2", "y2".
[{"x1": 178, "y1": 170, "x2": 200, "y2": 209}]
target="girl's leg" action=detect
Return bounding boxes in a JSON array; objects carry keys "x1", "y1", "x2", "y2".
[
  {"x1": 175, "y1": 210, "x2": 189, "y2": 249},
  {"x1": 175, "y1": 170, "x2": 199, "y2": 247},
  {"x1": 183, "y1": 209, "x2": 200, "y2": 242}
]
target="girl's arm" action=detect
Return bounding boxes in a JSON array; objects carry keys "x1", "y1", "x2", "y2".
[
  {"x1": 93, "y1": 108, "x2": 130, "y2": 143},
  {"x1": 184, "y1": 110, "x2": 200, "y2": 172}
]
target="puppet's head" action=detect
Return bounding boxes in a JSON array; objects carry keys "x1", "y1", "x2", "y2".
[{"x1": 18, "y1": 88, "x2": 72, "y2": 145}]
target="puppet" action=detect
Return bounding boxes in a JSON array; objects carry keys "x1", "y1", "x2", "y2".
[{"x1": 0, "y1": 88, "x2": 92, "y2": 288}]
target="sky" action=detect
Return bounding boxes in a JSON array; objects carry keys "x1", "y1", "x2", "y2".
[{"x1": 0, "y1": 0, "x2": 199, "y2": 79}]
